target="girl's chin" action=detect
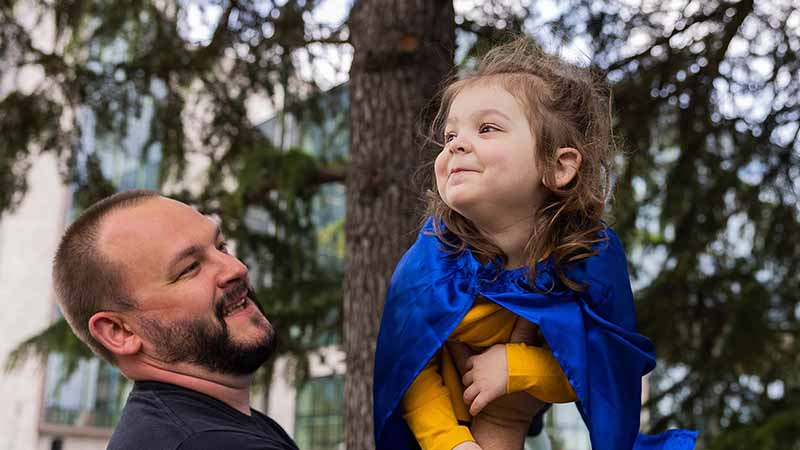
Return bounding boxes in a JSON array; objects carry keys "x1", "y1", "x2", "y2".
[{"x1": 443, "y1": 200, "x2": 479, "y2": 221}]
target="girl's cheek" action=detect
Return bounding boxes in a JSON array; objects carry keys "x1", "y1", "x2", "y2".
[
  {"x1": 433, "y1": 151, "x2": 449, "y2": 198},
  {"x1": 434, "y1": 150, "x2": 449, "y2": 179}
]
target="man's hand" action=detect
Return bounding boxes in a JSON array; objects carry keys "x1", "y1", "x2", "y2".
[{"x1": 462, "y1": 344, "x2": 508, "y2": 416}]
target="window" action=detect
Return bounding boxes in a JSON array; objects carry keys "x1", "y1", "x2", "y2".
[
  {"x1": 294, "y1": 376, "x2": 344, "y2": 450},
  {"x1": 541, "y1": 404, "x2": 591, "y2": 450},
  {"x1": 42, "y1": 104, "x2": 159, "y2": 431},
  {"x1": 43, "y1": 354, "x2": 127, "y2": 428}
]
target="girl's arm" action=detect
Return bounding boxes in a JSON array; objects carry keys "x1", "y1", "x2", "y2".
[
  {"x1": 506, "y1": 343, "x2": 576, "y2": 402},
  {"x1": 461, "y1": 343, "x2": 576, "y2": 415},
  {"x1": 507, "y1": 318, "x2": 575, "y2": 402},
  {"x1": 462, "y1": 317, "x2": 576, "y2": 415},
  {"x1": 402, "y1": 350, "x2": 478, "y2": 450}
]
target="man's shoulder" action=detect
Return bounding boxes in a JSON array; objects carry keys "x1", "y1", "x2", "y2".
[
  {"x1": 174, "y1": 429, "x2": 299, "y2": 450},
  {"x1": 166, "y1": 409, "x2": 298, "y2": 450},
  {"x1": 107, "y1": 383, "x2": 192, "y2": 450},
  {"x1": 107, "y1": 382, "x2": 297, "y2": 450}
]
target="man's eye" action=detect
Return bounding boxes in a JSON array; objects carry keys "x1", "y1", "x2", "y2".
[
  {"x1": 179, "y1": 262, "x2": 199, "y2": 278},
  {"x1": 217, "y1": 241, "x2": 229, "y2": 253},
  {"x1": 479, "y1": 124, "x2": 499, "y2": 133}
]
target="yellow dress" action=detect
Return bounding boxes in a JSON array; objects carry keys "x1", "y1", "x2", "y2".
[{"x1": 401, "y1": 297, "x2": 576, "y2": 450}]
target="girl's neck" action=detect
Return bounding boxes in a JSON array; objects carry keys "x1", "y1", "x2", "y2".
[{"x1": 474, "y1": 215, "x2": 534, "y2": 270}]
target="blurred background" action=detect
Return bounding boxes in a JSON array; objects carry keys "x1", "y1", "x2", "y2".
[{"x1": 0, "y1": 0, "x2": 798, "y2": 449}]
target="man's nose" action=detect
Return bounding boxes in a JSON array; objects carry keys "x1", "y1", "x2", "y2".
[{"x1": 216, "y1": 251, "x2": 248, "y2": 287}]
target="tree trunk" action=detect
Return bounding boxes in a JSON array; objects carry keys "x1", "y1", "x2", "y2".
[{"x1": 345, "y1": 1, "x2": 455, "y2": 449}]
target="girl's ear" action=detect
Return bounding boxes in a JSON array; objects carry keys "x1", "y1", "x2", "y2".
[{"x1": 553, "y1": 147, "x2": 582, "y2": 188}]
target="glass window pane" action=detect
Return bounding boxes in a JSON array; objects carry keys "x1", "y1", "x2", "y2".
[{"x1": 294, "y1": 376, "x2": 344, "y2": 450}]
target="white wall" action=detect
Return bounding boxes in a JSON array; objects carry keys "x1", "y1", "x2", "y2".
[
  {"x1": 36, "y1": 435, "x2": 108, "y2": 450},
  {"x1": 0, "y1": 153, "x2": 70, "y2": 450}
]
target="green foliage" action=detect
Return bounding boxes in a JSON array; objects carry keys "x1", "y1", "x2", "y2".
[
  {"x1": 548, "y1": 0, "x2": 799, "y2": 446},
  {"x1": 0, "y1": 92, "x2": 64, "y2": 214},
  {"x1": 70, "y1": 153, "x2": 118, "y2": 209},
  {"x1": 2, "y1": 0, "x2": 798, "y2": 446},
  {"x1": 708, "y1": 406, "x2": 800, "y2": 450},
  {"x1": 1, "y1": 0, "x2": 349, "y2": 390},
  {"x1": 5, "y1": 318, "x2": 94, "y2": 374}
]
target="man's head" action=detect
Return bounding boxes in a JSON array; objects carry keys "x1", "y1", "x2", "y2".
[{"x1": 53, "y1": 190, "x2": 276, "y2": 376}]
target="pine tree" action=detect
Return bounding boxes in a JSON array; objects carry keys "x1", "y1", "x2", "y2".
[
  {"x1": 1, "y1": 0, "x2": 351, "y2": 387},
  {"x1": 551, "y1": 1, "x2": 800, "y2": 447},
  {"x1": 346, "y1": 1, "x2": 455, "y2": 448},
  {"x1": 2, "y1": 0, "x2": 798, "y2": 447}
]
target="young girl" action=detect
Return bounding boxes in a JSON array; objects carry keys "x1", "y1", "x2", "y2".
[{"x1": 373, "y1": 37, "x2": 697, "y2": 450}]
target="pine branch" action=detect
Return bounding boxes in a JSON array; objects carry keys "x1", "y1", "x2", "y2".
[
  {"x1": 192, "y1": 0, "x2": 240, "y2": 67},
  {"x1": 4, "y1": 318, "x2": 93, "y2": 375}
]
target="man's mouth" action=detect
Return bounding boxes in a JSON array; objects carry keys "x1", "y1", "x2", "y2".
[
  {"x1": 222, "y1": 296, "x2": 249, "y2": 317},
  {"x1": 219, "y1": 283, "x2": 252, "y2": 317}
]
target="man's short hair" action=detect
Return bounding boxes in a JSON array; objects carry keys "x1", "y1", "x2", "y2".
[{"x1": 53, "y1": 189, "x2": 160, "y2": 363}]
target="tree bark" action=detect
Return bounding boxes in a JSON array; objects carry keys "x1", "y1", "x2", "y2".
[{"x1": 345, "y1": 1, "x2": 455, "y2": 449}]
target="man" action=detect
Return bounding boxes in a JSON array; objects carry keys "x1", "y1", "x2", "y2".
[{"x1": 53, "y1": 189, "x2": 298, "y2": 450}]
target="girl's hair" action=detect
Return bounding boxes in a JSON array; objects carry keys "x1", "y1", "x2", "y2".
[{"x1": 425, "y1": 36, "x2": 616, "y2": 291}]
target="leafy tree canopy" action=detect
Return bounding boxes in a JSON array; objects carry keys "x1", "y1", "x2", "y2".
[
  {"x1": 1, "y1": 0, "x2": 353, "y2": 386},
  {"x1": 1, "y1": 0, "x2": 798, "y2": 447}
]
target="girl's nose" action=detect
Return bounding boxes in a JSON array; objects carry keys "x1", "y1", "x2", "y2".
[{"x1": 449, "y1": 135, "x2": 472, "y2": 154}]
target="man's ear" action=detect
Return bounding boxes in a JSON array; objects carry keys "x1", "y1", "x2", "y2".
[
  {"x1": 553, "y1": 147, "x2": 582, "y2": 188},
  {"x1": 88, "y1": 312, "x2": 142, "y2": 357}
]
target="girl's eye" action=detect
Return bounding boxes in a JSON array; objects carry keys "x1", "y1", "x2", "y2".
[
  {"x1": 479, "y1": 124, "x2": 499, "y2": 133},
  {"x1": 444, "y1": 132, "x2": 456, "y2": 143},
  {"x1": 179, "y1": 262, "x2": 199, "y2": 278}
]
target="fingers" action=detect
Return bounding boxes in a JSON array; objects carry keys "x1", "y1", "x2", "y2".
[
  {"x1": 463, "y1": 382, "x2": 491, "y2": 416},
  {"x1": 465, "y1": 355, "x2": 475, "y2": 371},
  {"x1": 463, "y1": 383, "x2": 478, "y2": 406},
  {"x1": 462, "y1": 370, "x2": 474, "y2": 387},
  {"x1": 469, "y1": 392, "x2": 488, "y2": 416},
  {"x1": 446, "y1": 341, "x2": 475, "y2": 375}
]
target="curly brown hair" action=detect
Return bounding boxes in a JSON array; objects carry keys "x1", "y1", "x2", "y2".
[{"x1": 425, "y1": 36, "x2": 617, "y2": 291}]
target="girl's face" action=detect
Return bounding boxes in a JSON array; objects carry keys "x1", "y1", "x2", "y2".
[{"x1": 435, "y1": 83, "x2": 545, "y2": 229}]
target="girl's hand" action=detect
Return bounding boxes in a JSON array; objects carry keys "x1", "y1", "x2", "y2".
[{"x1": 462, "y1": 344, "x2": 508, "y2": 416}]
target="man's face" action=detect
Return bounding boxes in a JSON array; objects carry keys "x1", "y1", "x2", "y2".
[{"x1": 98, "y1": 197, "x2": 275, "y2": 375}]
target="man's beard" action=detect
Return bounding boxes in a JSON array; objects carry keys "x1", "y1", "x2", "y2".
[{"x1": 138, "y1": 286, "x2": 277, "y2": 376}]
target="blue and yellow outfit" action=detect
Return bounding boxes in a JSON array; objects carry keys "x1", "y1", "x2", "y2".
[
  {"x1": 402, "y1": 297, "x2": 576, "y2": 450},
  {"x1": 373, "y1": 218, "x2": 697, "y2": 450}
]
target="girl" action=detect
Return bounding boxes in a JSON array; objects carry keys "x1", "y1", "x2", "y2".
[{"x1": 373, "y1": 37, "x2": 697, "y2": 450}]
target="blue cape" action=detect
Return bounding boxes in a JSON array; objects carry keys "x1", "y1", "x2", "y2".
[{"x1": 373, "y1": 219, "x2": 696, "y2": 450}]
